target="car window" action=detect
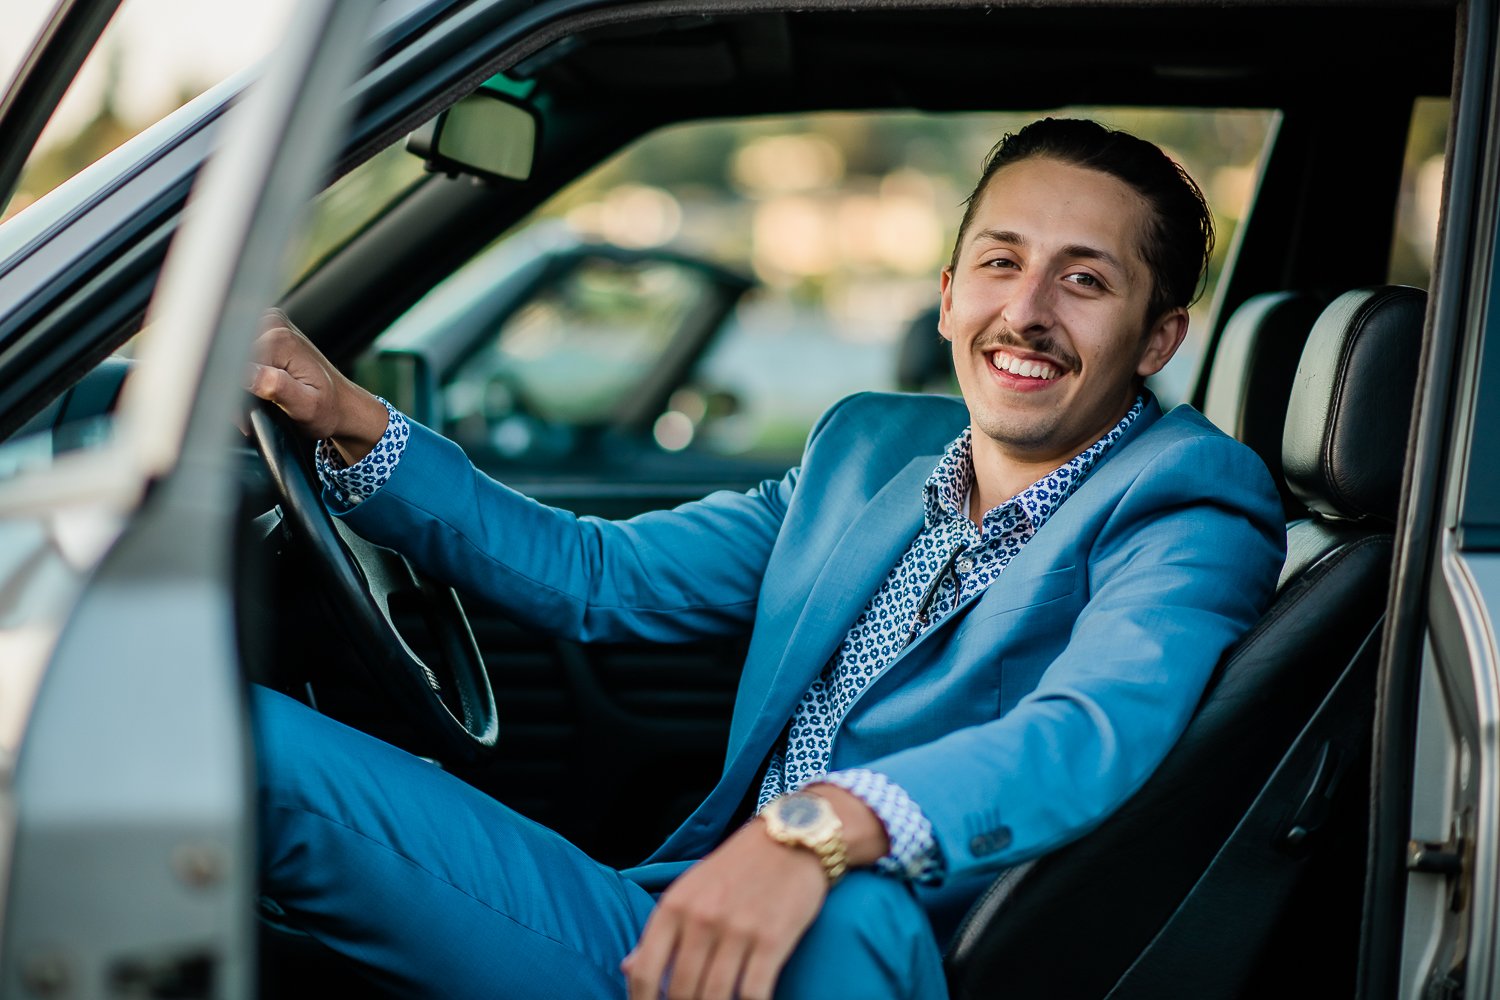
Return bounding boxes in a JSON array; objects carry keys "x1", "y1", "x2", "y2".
[
  {"x1": 1389, "y1": 96, "x2": 1450, "y2": 289},
  {"x1": 1, "y1": 0, "x2": 296, "y2": 223},
  {"x1": 363, "y1": 106, "x2": 1277, "y2": 474},
  {"x1": 444, "y1": 254, "x2": 719, "y2": 446},
  {"x1": 0, "y1": 0, "x2": 301, "y2": 480},
  {"x1": 292, "y1": 143, "x2": 428, "y2": 282}
]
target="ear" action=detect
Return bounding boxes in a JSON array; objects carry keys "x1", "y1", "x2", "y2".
[
  {"x1": 1136, "y1": 306, "x2": 1189, "y2": 377},
  {"x1": 938, "y1": 266, "x2": 956, "y2": 342}
]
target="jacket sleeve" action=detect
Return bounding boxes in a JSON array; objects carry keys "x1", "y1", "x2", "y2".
[
  {"x1": 331, "y1": 395, "x2": 863, "y2": 644},
  {"x1": 870, "y1": 432, "x2": 1286, "y2": 884},
  {"x1": 331, "y1": 421, "x2": 791, "y2": 644}
]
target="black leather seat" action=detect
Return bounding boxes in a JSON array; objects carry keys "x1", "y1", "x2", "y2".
[
  {"x1": 943, "y1": 285, "x2": 1427, "y2": 999},
  {"x1": 895, "y1": 303, "x2": 951, "y2": 393},
  {"x1": 1203, "y1": 290, "x2": 1328, "y2": 519}
]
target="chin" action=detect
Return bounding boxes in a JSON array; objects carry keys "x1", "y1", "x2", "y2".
[{"x1": 972, "y1": 413, "x2": 1062, "y2": 454}]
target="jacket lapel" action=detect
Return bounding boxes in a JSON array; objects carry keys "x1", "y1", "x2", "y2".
[{"x1": 728, "y1": 453, "x2": 937, "y2": 772}]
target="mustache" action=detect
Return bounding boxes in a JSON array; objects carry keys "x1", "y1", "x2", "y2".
[{"x1": 975, "y1": 329, "x2": 1081, "y2": 373}]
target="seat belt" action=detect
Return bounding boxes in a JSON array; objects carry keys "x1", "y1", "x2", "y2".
[{"x1": 1103, "y1": 619, "x2": 1384, "y2": 1000}]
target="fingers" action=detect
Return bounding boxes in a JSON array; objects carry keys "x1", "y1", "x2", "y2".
[
  {"x1": 624, "y1": 922, "x2": 750, "y2": 1000},
  {"x1": 246, "y1": 310, "x2": 345, "y2": 440},
  {"x1": 623, "y1": 910, "x2": 676, "y2": 1000},
  {"x1": 661, "y1": 924, "x2": 711, "y2": 1000},
  {"x1": 737, "y1": 942, "x2": 791, "y2": 1000},
  {"x1": 625, "y1": 825, "x2": 827, "y2": 1000},
  {"x1": 695, "y1": 938, "x2": 750, "y2": 1000},
  {"x1": 624, "y1": 894, "x2": 776, "y2": 1000},
  {"x1": 246, "y1": 362, "x2": 290, "y2": 403}
]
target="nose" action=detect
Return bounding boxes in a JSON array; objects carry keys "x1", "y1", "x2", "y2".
[{"x1": 1000, "y1": 270, "x2": 1056, "y2": 336}]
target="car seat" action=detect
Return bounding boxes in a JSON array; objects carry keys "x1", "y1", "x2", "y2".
[
  {"x1": 943, "y1": 285, "x2": 1427, "y2": 999},
  {"x1": 1203, "y1": 290, "x2": 1329, "y2": 520}
]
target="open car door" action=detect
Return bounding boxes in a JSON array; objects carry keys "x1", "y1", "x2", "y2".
[
  {"x1": 0, "y1": 0, "x2": 375, "y2": 994},
  {"x1": 1368, "y1": 0, "x2": 1500, "y2": 996}
]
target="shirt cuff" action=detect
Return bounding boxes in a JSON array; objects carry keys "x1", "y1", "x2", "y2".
[
  {"x1": 314, "y1": 397, "x2": 410, "y2": 510},
  {"x1": 817, "y1": 768, "x2": 945, "y2": 883}
]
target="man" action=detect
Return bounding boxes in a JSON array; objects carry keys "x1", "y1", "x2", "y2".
[{"x1": 250, "y1": 118, "x2": 1285, "y2": 999}]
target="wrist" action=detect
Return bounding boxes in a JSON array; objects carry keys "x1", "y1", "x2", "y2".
[
  {"x1": 759, "y1": 791, "x2": 849, "y2": 884},
  {"x1": 803, "y1": 783, "x2": 890, "y2": 866},
  {"x1": 329, "y1": 383, "x2": 390, "y2": 465}
]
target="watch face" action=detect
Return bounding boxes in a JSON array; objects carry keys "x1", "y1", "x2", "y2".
[{"x1": 778, "y1": 795, "x2": 823, "y2": 829}]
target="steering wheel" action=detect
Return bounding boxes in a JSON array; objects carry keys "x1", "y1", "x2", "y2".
[{"x1": 249, "y1": 403, "x2": 500, "y2": 759}]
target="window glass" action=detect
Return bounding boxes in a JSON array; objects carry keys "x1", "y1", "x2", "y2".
[
  {"x1": 442, "y1": 255, "x2": 716, "y2": 453},
  {"x1": 2, "y1": 0, "x2": 296, "y2": 223},
  {"x1": 292, "y1": 144, "x2": 427, "y2": 281},
  {"x1": 369, "y1": 107, "x2": 1277, "y2": 475},
  {"x1": 0, "y1": 0, "x2": 295, "y2": 480},
  {"x1": 1389, "y1": 97, "x2": 1449, "y2": 289}
]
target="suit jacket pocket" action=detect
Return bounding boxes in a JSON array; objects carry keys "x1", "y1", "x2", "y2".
[
  {"x1": 970, "y1": 564, "x2": 1083, "y2": 712},
  {"x1": 976, "y1": 563, "x2": 1081, "y2": 622}
]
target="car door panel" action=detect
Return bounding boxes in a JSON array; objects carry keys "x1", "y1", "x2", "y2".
[{"x1": 0, "y1": 0, "x2": 377, "y2": 992}]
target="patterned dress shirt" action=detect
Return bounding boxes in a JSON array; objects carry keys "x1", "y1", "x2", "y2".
[
  {"x1": 754, "y1": 397, "x2": 1142, "y2": 881},
  {"x1": 319, "y1": 395, "x2": 1143, "y2": 883}
]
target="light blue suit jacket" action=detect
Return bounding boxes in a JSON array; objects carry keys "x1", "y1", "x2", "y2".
[{"x1": 339, "y1": 391, "x2": 1284, "y2": 923}]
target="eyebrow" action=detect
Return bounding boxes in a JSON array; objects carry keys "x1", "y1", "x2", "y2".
[{"x1": 971, "y1": 228, "x2": 1128, "y2": 275}]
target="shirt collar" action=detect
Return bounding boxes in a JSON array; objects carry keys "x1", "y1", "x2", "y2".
[{"x1": 923, "y1": 395, "x2": 1145, "y2": 535}]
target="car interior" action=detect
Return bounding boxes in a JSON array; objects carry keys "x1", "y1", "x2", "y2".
[{"x1": 0, "y1": 2, "x2": 1464, "y2": 996}]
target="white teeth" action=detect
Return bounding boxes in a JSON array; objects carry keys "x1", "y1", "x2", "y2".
[{"x1": 993, "y1": 351, "x2": 1059, "y2": 380}]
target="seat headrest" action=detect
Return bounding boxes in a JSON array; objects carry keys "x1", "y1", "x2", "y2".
[
  {"x1": 1282, "y1": 286, "x2": 1426, "y2": 523},
  {"x1": 1203, "y1": 291, "x2": 1326, "y2": 515}
]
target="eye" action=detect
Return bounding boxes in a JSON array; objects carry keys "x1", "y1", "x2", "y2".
[
  {"x1": 1063, "y1": 272, "x2": 1101, "y2": 288},
  {"x1": 982, "y1": 256, "x2": 1020, "y2": 270}
]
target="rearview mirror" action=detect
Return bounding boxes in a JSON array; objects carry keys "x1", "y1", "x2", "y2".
[{"x1": 406, "y1": 90, "x2": 538, "y2": 183}]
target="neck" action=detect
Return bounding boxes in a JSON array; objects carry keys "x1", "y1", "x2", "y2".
[
  {"x1": 966, "y1": 437, "x2": 1069, "y2": 524},
  {"x1": 965, "y1": 394, "x2": 1144, "y2": 525}
]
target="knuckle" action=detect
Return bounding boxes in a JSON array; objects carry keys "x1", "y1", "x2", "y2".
[
  {"x1": 724, "y1": 916, "x2": 759, "y2": 943},
  {"x1": 748, "y1": 930, "x2": 779, "y2": 955}
]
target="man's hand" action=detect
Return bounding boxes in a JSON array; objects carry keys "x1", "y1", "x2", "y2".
[
  {"x1": 623, "y1": 819, "x2": 827, "y2": 1000},
  {"x1": 247, "y1": 310, "x2": 389, "y2": 463},
  {"x1": 622, "y1": 785, "x2": 889, "y2": 1000}
]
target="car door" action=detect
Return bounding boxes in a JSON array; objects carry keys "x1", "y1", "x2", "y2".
[
  {"x1": 0, "y1": 0, "x2": 376, "y2": 995},
  {"x1": 1370, "y1": 1, "x2": 1500, "y2": 996}
]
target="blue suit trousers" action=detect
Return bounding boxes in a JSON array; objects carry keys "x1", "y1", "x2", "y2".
[{"x1": 254, "y1": 688, "x2": 948, "y2": 998}]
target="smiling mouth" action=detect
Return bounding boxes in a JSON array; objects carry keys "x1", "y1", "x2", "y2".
[{"x1": 989, "y1": 349, "x2": 1064, "y2": 381}]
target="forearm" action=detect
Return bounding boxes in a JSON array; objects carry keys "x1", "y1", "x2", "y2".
[{"x1": 337, "y1": 419, "x2": 789, "y2": 643}]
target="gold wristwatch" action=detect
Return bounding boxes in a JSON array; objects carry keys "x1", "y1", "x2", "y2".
[{"x1": 759, "y1": 791, "x2": 849, "y2": 884}]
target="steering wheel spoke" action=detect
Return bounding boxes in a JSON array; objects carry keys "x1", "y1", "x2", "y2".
[{"x1": 250, "y1": 403, "x2": 499, "y2": 759}]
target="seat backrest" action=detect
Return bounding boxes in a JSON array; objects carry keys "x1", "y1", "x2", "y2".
[
  {"x1": 1203, "y1": 290, "x2": 1327, "y2": 519},
  {"x1": 944, "y1": 286, "x2": 1426, "y2": 999},
  {"x1": 895, "y1": 304, "x2": 951, "y2": 393}
]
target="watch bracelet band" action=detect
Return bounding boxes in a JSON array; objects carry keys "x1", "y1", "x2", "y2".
[
  {"x1": 761, "y1": 793, "x2": 850, "y2": 884},
  {"x1": 808, "y1": 837, "x2": 849, "y2": 883}
]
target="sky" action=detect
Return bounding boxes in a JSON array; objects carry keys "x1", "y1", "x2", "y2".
[{"x1": 2, "y1": 0, "x2": 296, "y2": 147}]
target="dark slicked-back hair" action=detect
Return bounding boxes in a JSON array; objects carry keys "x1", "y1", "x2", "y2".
[{"x1": 950, "y1": 118, "x2": 1215, "y2": 324}]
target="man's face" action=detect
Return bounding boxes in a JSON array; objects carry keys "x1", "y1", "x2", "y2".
[{"x1": 939, "y1": 156, "x2": 1187, "y2": 467}]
